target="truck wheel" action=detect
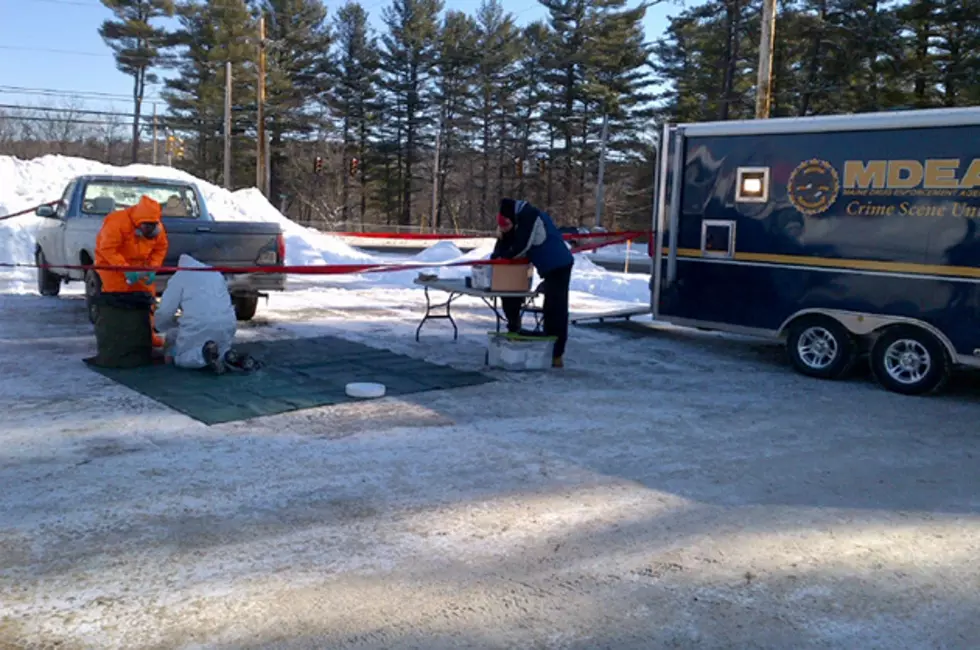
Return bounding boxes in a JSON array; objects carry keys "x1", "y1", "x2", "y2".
[
  {"x1": 233, "y1": 296, "x2": 259, "y2": 321},
  {"x1": 35, "y1": 250, "x2": 61, "y2": 297},
  {"x1": 85, "y1": 269, "x2": 102, "y2": 324},
  {"x1": 785, "y1": 315, "x2": 856, "y2": 380},
  {"x1": 870, "y1": 325, "x2": 950, "y2": 396}
]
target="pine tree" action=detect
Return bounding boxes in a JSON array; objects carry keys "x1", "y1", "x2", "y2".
[
  {"x1": 434, "y1": 10, "x2": 479, "y2": 229},
  {"x1": 261, "y1": 0, "x2": 333, "y2": 202},
  {"x1": 162, "y1": 0, "x2": 256, "y2": 186},
  {"x1": 330, "y1": 2, "x2": 381, "y2": 224},
  {"x1": 99, "y1": 0, "x2": 176, "y2": 163},
  {"x1": 380, "y1": 0, "x2": 444, "y2": 226},
  {"x1": 472, "y1": 0, "x2": 520, "y2": 218},
  {"x1": 512, "y1": 21, "x2": 551, "y2": 202},
  {"x1": 539, "y1": 0, "x2": 594, "y2": 221}
]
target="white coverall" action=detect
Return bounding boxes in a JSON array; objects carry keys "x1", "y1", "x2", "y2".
[{"x1": 155, "y1": 254, "x2": 237, "y2": 369}]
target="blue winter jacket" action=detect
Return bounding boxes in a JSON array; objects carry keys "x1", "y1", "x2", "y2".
[{"x1": 491, "y1": 201, "x2": 574, "y2": 275}]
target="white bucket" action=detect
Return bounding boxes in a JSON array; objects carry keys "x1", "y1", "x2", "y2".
[{"x1": 486, "y1": 332, "x2": 556, "y2": 371}]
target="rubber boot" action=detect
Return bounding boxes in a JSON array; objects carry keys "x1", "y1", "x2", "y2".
[{"x1": 202, "y1": 341, "x2": 225, "y2": 374}]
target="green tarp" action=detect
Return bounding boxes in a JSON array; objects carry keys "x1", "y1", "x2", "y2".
[{"x1": 87, "y1": 335, "x2": 494, "y2": 425}]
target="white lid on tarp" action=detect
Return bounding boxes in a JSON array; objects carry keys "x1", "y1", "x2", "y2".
[{"x1": 345, "y1": 382, "x2": 386, "y2": 399}]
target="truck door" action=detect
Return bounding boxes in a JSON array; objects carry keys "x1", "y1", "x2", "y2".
[
  {"x1": 41, "y1": 181, "x2": 75, "y2": 271},
  {"x1": 64, "y1": 182, "x2": 106, "y2": 278}
]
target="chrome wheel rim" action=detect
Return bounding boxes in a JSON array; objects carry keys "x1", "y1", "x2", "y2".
[
  {"x1": 797, "y1": 326, "x2": 838, "y2": 369},
  {"x1": 883, "y1": 339, "x2": 931, "y2": 385}
]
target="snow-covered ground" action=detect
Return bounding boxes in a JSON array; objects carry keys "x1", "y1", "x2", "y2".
[{"x1": 2, "y1": 156, "x2": 980, "y2": 649}]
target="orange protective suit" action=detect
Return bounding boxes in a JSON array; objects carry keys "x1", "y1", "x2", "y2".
[{"x1": 94, "y1": 196, "x2": 169, "y2": 347}]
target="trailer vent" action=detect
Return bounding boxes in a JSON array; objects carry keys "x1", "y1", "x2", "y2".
[{"x1": 736, "y1": 167, "x2": 770, "y2": 203}]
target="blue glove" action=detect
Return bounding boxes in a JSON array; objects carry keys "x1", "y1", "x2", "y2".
[
  {"x1": 124, "y1": 271, "x2": 141, "y2": 285},
  {"x1": 143, "y1": 271, "x2": 157, "y2": 284}
]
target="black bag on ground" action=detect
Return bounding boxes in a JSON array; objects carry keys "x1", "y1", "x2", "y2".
[{"x1": 84, "y1": 292, "x2": 156, "y2": 369}]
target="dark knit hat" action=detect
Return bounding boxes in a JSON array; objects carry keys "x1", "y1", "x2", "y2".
[{"x1": 499, "y1": 198, "x2": 517, "y2": 221}]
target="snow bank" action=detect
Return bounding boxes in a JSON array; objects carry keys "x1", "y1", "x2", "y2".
[
  {"x1": 0, "y1": 216, "x2": 46, "y2": 292},
  {"x1": 0, "y1": 154, "x2": 649, "y2": 304},
  {"x1": 0, "y1": 155, "x2": 373, "y2": 268}
]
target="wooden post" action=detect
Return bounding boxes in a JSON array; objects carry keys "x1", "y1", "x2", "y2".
[
  {"x1": 624, "y1": 238, "x2": 632, "y2": 274},
  {"x1": 151, "y1": 103, "x2": 158, "y2": 165},
  {"x1": 257, "y1": 15, "x2": 267, "y2": 194},
  {"x1": 224, "y1": 61, "x2": 233, "y2": 189},
  {"x1": 594, "y1": 112, "x2": 610, "y2": 228},
  {"x1": 755, "y1": 0, "x2": 778, "y2": 119},
  {"x1": 430, "y1": 123, "x2": 440, "y2": 234}
]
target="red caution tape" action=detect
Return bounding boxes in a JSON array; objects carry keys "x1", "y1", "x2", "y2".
[
  {"x1": 0, "y1": 201, "x2": 59, "y2": 221},
  {"x1": 1, "y1": 196, "x2": 648, "y2": 275}
]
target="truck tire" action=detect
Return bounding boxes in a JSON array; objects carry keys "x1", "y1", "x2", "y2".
[
  {"x1": 233, "y1": 296, "x2": 259, "y2": 321},
  {"x1": 870, "y1": 325, "x2": 950, "y2": 396},
  {"x1": 35, "y1": 250, "x2": 61, "y2": 297},
  {"x1": 785, "y1": 315, "x2": 856, "y2": 380},
  {"x1": 85, "y1": 269, "x2": 102, "y2": 324}
]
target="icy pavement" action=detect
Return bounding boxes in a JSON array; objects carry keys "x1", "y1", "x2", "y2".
[{"x1": 2, "y1": 283, "x2": 980, "y2": 650}]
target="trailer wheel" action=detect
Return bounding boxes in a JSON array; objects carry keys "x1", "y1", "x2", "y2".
[
  {"x1": 870, "y1": 325, "x2": 950, "y2": 396},
  {"x1": 785, "y1": 316, "x2": 856, "y2": 380}
]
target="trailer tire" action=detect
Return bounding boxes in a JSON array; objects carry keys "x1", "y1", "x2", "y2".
[
  {"x1": 233, "y1": 296, "x2": 259, "y2": 321},
  {"x1": 35, "y1": 250, "x2": 61, "y2": 297},
  {"x1": 785, "y1": 316, "x2": 856, "y2": 380},
  {"x1": 870, "y1": 325, "x2": 950, "y2": 396}
]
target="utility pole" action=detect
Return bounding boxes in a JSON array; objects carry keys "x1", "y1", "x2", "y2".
[
  {"x1": 430, "y1": 124, "x2": 440, "y2": 233},
  {"x1": 256, "y1": 14, "x2": 267, "y2": 195},
  {"x1": 755, "y1": 0, "x2": 778, "y2": 119},
  {"x1": 224, "y1": 61, "x2": 233, "y2": 189},
  {"x1": 594, "y1": 112, "x2": 610, "y2": 229},
  {"x1": 151, "y1": 103, "x2": 158, "y2": 165}
]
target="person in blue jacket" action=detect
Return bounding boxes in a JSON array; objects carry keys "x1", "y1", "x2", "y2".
[{"x1": 491, "y1": 198, "x2": 575, "y2": 368}]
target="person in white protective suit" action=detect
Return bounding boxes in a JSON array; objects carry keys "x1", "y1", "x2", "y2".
[{"x1": 155, "y1": 254, "x2": 256, "y2": 373}]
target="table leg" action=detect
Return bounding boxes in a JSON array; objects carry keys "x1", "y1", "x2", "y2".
[
  {"x1": 416, "y1": 288, "x2": 459, "y2": 342},
  {"x1": 482, "y1": 296, "x2": 507, "y2": 333}
]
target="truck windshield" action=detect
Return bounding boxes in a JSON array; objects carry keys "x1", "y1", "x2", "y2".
[{"x1": 81, "y1": 180, "x2": 201, "y2": 218}]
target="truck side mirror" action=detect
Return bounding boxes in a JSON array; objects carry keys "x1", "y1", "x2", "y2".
[{"x1": 35, "y1": 205, "x2": 57, "y2": 218}]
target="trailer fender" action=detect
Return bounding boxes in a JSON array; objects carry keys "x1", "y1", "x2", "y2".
[{"x1": 778, "y1": 309, "x2": 959, "y2": 361}]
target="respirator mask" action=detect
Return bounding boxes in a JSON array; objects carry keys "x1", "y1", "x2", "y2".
[{"x1": 136, "y1": 222, "x2": 160, "y2": 239}]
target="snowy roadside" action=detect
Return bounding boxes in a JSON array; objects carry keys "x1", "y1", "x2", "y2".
[
  {"x1": 3, "y1": 154, "x2": 980, "y2": 649},
  {"x1": 2, "y1": 281, "x2": 980, "y2": 648}
]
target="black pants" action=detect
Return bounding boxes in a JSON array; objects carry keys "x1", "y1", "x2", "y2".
[{"x1": 501, "y1": 263, "x2": 573, "y2": 359}]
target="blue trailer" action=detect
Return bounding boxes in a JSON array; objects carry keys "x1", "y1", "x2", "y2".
[{"x1": 648, "y1": 107, "x2": 980, "y2": 395}]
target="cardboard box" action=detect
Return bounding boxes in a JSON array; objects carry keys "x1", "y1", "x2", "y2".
[{"x1": 491, "y1": 263, "x2": 532, "y2": 292}]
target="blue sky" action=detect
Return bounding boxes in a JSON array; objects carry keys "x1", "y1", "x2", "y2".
[{"x1": 2, "y1": 0, "x2": 687, "y2": 115}]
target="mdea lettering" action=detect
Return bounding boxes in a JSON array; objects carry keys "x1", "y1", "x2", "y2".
[
  {"x1": 846, "y1": 201, "x2": 980, "y2": 218},
  {"x1": 843, "y1": 158, "x2": 980, "y2": 192}
]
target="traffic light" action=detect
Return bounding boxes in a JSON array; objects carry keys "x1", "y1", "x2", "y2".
[
  {"x1": 350, "y1": 157, "x2": 359, "y2": 177},
  {"x1": 165, "y1": 134, "x2": 185, "y2": 160},
  {"x1": 313, "y1": 156, "x2": 324, "y2": 174}
]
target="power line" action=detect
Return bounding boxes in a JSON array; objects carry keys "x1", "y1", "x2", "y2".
[
  {"x1": 25, "y1": 0, "x2": 107, "y2": 7},
  {"x1": 0, "y1": 86, "x2": 164, "y2": 103}
]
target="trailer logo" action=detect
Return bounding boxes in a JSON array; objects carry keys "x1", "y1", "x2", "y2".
[{"x1": 788, "y1": 159, "x2": 840, "y2": 216}]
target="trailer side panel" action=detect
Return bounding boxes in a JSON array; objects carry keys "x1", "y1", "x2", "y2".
[{"x1": 657, "y1": 124, "x2": 980, "y2": 358}]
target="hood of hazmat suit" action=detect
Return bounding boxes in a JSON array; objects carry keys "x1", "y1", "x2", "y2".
[{"x1": 155, "y1": 254, "x2": 238, "y2": 369}]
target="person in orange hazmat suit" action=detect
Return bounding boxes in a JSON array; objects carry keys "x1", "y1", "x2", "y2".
[{"x1": 94, "y1": 195, "x2": 169, "y2": 347}]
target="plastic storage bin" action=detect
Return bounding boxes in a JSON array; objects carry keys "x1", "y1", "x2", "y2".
[{"x1": 486, "y1": 332, "x2": 556, "y2": 371}]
